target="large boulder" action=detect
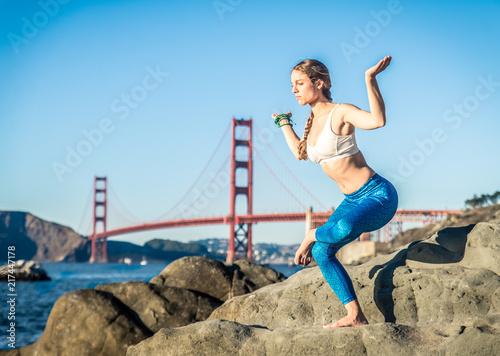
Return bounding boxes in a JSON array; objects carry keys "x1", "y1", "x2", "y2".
[
  {"x1": 390, "y1": 203, "x2": 500, "y2": 248},
  {"x1": 129, "y1": 222, "x2": 500, "y2": 355},
  {"x1": 5, "y1": 289, "x2": 152, "y2": 356},
  {"x1": 149, "y1": 256, "x2": 286, "y2": 301},
  {"x1": 209, "y1": 223, "x2": 500, "y2": 328},
  {"x1": 95, "y1": 282, "x2": 222, "y2": 332},
  {"x1": 405, "y1": 222, "x2": 500, "y2": 275},
  {"x1": 127, "y1": 318, "x2": 500, "y2": 356},
  {"x1": 0, "y1": 258, "x2": 287, "y2": 356}
]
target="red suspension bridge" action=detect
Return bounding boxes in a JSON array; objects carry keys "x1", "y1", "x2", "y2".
[{"x1": 85, "y1": 117, "x2": 461, "y2": 263}]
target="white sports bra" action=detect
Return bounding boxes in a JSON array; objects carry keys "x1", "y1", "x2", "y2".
[{"x1": 307, "y1": 104, "x2": 359, "y2": 164}]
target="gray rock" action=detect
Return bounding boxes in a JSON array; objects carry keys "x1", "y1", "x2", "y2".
[
  {"x1": 210, "y1": 223, "x2": 500, "y2": 328},
  {"x1": 390, "y1": 203, "x2": 500, "y2": 248},
  {"x1": 150, "y1": 256, "x2": 286, "y2": 301},
  {"x1": 9, "y1": 289, "x2": 152, "y2": 356},
  {"x1": 0, "y1": 257, "x2": 287, "y2": 356},
  {"x1": 150, "y1": 257, "x2": 233, "y2": 300},
  {"x1": 126, "y1": 320, "x2": 265, "y2": 356},
  {"x1": 0, "y1": 260, "x2": 50, "y2": 281},
  {"x1": 128, "y1": 222, "x2": 500, "y2": 355},
  {"x1": 231, "y1": 259, "x2": 287, "y2": 295},
  {"x1": 127, "y1": 318, "x2": 488, "y2": 356},
  {"x1": 95, "y1": 281, "x2": 222, "y2": 332}
]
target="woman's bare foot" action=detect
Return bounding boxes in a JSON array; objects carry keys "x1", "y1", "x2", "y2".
[
  {"x1": 294, "y1": 229, "x2": 317, "y2": 266},
  {"x1": 323, "y1": 314, "x2": 368, "y2": 328},
  {"x1": 323, "y1": 299, "x2": 369, "y2": 328}
]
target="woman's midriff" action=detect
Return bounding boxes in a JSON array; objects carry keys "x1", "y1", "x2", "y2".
[{"x1": 320, "y1": 151, "x2": 376, "y2": 195}]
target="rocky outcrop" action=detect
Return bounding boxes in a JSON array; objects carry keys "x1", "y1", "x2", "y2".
[
  {"x1": 95, "y1": 282, "x2": 222, "y2": 332},
  {"x1": 149, "y1": 256, "x2": 287, "y2": 301},
  {"x1": 4, "y1": 289, "x2": 153, "y2": 356},
  {"x1": 3, "y1": 258, "x2": 286, "y2": 355},
  {"x1": 0, "y1": 260, "x2": 50, "y2": 281},
  {"x1": 129, "y1": 222, "x2": 500, "y2": 355},
  {"x1": 127, "y1": 318, "x2": 499, "y2": 356},
  {"x1": 391, "y1": 203, "x2": 500, "y2": 248}
]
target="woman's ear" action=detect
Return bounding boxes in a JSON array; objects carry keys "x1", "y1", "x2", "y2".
[{"x1": 316, "y1": 79, "x2": 324, "y2": 90}]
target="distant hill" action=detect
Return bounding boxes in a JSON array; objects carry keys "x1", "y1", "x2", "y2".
[
  {"x1": 106, "y1": 239, "x2": 213, "y2": 263},
  {"x1": 0, "y1": 211, "x2": 89, "y2": 262},
  {"x1": 0, "y1": 211, "x2": 216, "y2": 263}
]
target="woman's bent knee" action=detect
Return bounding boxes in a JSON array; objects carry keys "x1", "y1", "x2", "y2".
[
  {"x1": 311, "y1": 242, "x2": 332, "y2": 265},
  {"x1": 311, "y1": 242, "x2": 325, "y2": 263},
  {"x1": 312, "y1": 241, "x2": 339, "y2": 265}
]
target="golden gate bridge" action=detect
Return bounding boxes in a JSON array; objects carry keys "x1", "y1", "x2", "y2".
[{"x1": 83, "y1": 118, "x2": 461, "y2": 264}]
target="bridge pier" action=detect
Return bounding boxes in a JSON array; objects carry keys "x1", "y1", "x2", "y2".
[
  {"x1": 89, "y1": 176, "x2": 108, "y2": 263},
  {"x1": 305, "y1": 206, "x2": 323, "y2": 233},
  {"x1": 227, "y1": 118, "x2": 253, "y2": 265},
  {"x1": 305, "y1": 206, "x2": 336, "y2": 234}
]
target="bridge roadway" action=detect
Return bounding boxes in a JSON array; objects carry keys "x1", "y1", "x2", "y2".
[{"x1": 89, "y1": 209, "x2": 462, "y2": 240}]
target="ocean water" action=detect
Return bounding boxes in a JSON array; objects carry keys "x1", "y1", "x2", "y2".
[{"x1": 1, "y1": 261, "x2": 302, "y2": 350}]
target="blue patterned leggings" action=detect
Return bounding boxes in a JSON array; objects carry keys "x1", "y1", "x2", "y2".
[{"x1": 312, "y1": 173, "x2": 398, "y2": 305}]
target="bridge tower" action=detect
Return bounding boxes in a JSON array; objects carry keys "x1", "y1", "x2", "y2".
[
  {"x1": 89, "y1": 176, "x2": 108, "y2": 263},
  {"x1": 226, "y1": 118, "x2": 253, "y2": 265}
]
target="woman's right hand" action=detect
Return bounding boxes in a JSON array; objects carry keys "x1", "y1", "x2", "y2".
[{"x1": 365, "y1": 55, "x2": 391, "y2": 79}]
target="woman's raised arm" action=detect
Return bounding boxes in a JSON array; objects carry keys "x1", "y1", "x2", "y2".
[{"x1": 342, "y1": 56, "x2": 392, "y2": 130}]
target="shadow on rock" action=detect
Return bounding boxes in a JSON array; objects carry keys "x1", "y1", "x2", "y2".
[{"x1": 370, "y1": 224, "x2": 475, "y2": 322}]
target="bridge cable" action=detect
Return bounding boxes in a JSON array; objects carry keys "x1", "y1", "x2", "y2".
[
  {"x1": 172, "y1": 155, "x2": 230, "y2": 220},
  {"x1": 108, "y1": 201, "x2": 143, "y2": 226},
  {"x1": 108, "y1": 183, "x2": 143, "y2": 224},
  {"x1": 151, "y1": 121, "x2": 232, "y2": 222},
  {"x1": 77, "y1": 184, "x2": 93, "y2": 236},
  {"x1": 251, "y1": 144, "x2": 306, "y2": 210},
  {"x1": 253, "y1": 122, "x2": 328, "y2": 210},
  {"x1": 84, "y1": 217, "x2": 92, "y2": 238}
]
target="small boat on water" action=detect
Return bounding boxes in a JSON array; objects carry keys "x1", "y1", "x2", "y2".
[
  {"x1": 123, "y1": 257, "x2": 132, "y2": 265},
  {"x1": 140, "y1": 256, "x2": 148, "y2": 266}
]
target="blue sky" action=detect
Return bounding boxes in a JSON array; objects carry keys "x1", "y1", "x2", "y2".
[{"x1": 1, "y1": 0, "x2": 499, "y2": 247}]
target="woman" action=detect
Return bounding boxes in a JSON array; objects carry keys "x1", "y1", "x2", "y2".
[{"x1": 272, "y1": 56, "x2": 398, "y2": 328}]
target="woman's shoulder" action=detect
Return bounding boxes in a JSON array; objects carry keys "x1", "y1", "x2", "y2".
[
  {"x1": 334, "y1": 103, "x2": 363, "y2": 119},
  {"x1": 335, "y1": 103, "x2": 359, "y2": 111},
  {"x1": 330, "y1": 103, "x2": 357, "y2": 133}
]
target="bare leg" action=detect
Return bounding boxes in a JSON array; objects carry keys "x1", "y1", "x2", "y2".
[
  {"x1": 323, "y1": 299, "x2": 369, "y2": 328},
  {"x1": 294, "y1": 229, "x2": 317, "y2": 266}
]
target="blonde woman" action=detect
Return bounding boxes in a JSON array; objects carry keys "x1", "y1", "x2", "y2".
[{"x1": 273, "y1": 56, "x2": 398, "y2": 328}]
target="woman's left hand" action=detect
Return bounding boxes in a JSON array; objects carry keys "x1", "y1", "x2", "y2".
[
  {"x1": 365, "y1": 56, "x2": 392, "y2": 79},
  {"x1": 294, "y1": 229, "x2": 317, "y2": 266},
  {"x1": 271, "y1": 111, "x2": 292, "y2": 120}
]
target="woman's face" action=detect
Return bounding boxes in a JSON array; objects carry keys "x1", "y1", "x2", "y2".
[{"x1": 291, "y1": 70, "x2": 322, "y2": 106}]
